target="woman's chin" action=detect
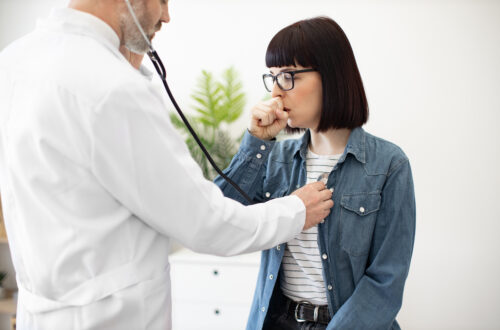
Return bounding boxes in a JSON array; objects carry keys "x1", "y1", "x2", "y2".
[{"x1": 287, "y1": 119, "x2": 306, "y2": 129}]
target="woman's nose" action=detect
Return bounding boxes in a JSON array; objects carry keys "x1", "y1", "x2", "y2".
[{"x1": 271, "y1": 81, "x2": 283, "y2": 98}]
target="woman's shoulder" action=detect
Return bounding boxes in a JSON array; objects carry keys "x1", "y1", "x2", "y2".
[
  {"x1": 365, "y1": 131, "x2": 406, "y2": 155},
  {"x1": 362, "y1": 130, "x2": 410, "y2": 174}
]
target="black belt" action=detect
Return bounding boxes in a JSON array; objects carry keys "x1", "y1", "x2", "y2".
[{"x1": 285, "y1": 295, "x2": 331, "y2": 325}]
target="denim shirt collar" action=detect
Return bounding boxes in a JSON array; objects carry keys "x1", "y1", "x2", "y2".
[{"x1": 296, "y1": 127, "x2": 366, "y2": 164}]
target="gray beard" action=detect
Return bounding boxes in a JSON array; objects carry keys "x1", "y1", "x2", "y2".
[{"x1": 120, "y1": 4, "x2": 151, "y2": 54}]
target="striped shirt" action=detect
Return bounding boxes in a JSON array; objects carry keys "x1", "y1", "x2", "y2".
[{"x1": 280, "y1": 148, "x2": 341, "y2": 305}]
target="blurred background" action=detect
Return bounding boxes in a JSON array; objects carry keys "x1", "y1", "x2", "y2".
[{"x1": 0, "y1": 0, "x2": 499, "y2": 329}]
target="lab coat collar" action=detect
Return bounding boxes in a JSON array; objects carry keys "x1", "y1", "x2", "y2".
[{"x1": 39, "y1": 7, "x2": 121, "y2": 52}]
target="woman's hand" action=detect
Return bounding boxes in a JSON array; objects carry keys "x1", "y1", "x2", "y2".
[
  {"x1": 248, "y1": 97, "x2": 288, "y2": 140},
  {"x1": 119, "y1": 46, "x2": 145, "y2": 70}
]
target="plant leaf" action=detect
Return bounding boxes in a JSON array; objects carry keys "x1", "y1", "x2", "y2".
[{"x1": 170, "y1": 67, "x2": 247, "y2": 180}]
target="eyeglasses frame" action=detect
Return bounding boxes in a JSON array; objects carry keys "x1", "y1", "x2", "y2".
[{"x1": 262, "y1": 68, "x2": 317, "y2": 92}]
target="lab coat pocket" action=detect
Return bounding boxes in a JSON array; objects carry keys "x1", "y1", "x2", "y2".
[
  {"x1": 139, "y1": 268, "x2": 171, "y2": 329},
  {"x1": 78, "y1": 284, "x2": 144, "y2": 330},
  {"x1": 339, "y1": 192, "x2": 381, "y2": 256}
]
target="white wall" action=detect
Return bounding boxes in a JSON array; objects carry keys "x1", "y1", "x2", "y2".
[{"x1": 1, "y1": 0, "x2": 499, "y2": 329}]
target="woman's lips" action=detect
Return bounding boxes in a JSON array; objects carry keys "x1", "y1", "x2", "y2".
[{"x1": 284, "y1": 107, "x2": 290, "y2": 112}]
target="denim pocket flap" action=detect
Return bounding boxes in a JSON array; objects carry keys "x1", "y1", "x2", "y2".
[{"x1": 340, "y1": 193, "x2": 381, "y2": 216}]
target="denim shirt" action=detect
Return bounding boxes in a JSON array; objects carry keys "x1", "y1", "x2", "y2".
[{"x1": 215, "y1": 127, "x2": 416, "y2": 330}]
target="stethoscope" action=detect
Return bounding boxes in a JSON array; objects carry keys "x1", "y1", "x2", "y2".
[{"x1": 124, "y1": 0, "x2": 254, "y2": 204}]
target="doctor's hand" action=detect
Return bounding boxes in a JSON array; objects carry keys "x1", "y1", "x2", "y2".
[
  {"x1": 292, "y1": 182, "x2": 334, "y2": 230},
  {"x1": 120, "y1": 46, "x2": 145, "y2": 70},
  {"x1": 248, "y1": 97, "x2": 288, "y2": 140}
]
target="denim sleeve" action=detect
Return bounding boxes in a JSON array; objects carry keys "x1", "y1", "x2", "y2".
[
  {"x1": 214, "y1": 131, "x2": 276, "y2": 205},
  {"x1": 327, "y1": 159, "x2": 416, "y2": 330}
]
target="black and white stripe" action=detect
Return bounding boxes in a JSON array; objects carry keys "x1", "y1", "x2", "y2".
[{"x1": 280, "y1": 149, "x2": 340, "y2": 305}]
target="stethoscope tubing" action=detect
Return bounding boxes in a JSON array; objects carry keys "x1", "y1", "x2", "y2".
[
  {"x1": 147, "y1": 50, "x2": 255, "y2": 204},
  {"x1": 123, "y1": 1, "x2": 255, "y2": 204}
]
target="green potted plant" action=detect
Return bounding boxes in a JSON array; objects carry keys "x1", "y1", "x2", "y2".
[{"x1": 169, "y1": 67, "x2": 246, "y2": 180}]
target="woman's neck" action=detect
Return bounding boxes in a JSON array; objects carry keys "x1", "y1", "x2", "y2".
[{"x1": 309, "y1": 128, "x2": 351, "y2": 155}]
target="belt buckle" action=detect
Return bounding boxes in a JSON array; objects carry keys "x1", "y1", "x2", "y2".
[{"x1": 294, "y1": 301, "x2": 319, "y2": 323}]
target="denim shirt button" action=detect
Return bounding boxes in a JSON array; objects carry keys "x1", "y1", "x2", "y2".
[
  {"x1": 320, "y1": 219, "x2": 325, "y2": 224},
  {"x1": 296, "y1": 184, "x2": 300, "y2": 188},
  {"x1": 261, "y1": 307, "x2": 266, "y2": 312},
  {"x1": 265, "y1": 192, "x2": 271, "y2": 198},
  {"x1": 276, "y1": 245, "x2": 281, "y2": 251},
  {"x1": 327, "y1": 284, "x2": 333, "y2": 290},
  {"x1": 322, "y1": 253, "x2": 328, "y2": 260},
  {"x1": 256, "y1": 153, "x2": 262, "y2": 159},
  {"x1": 269, "y1": 274, "x2": 274, "y2": 280},
  {"x1": 260, "y1": 145, "x2": 266, "y2": 151},
  {"x1": 359, "y1": 206, "x2": 365, "y2": 214}
]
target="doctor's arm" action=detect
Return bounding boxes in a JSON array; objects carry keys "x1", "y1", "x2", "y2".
[
  {"x1": 327, "y1": 159, "x2": 416, "y2": 330},
  {"x1": 89, "y1": 82, "x2": 329, "y2": 256}
]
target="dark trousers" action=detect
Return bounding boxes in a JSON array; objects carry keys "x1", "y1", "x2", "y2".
[{"x1": 263, "y1": 287, "x2": 329, "y2": 330}]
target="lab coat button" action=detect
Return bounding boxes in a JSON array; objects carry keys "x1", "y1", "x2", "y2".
[
  {"x1": 256, "y1": 153, "x2": 262, "y2": 159},
  {"x1": 265, "y1": 192, "x2": 271, "y2": 198},
  {"x1": 322, "y1": 253, "x2": 328, "y2": 260},
  {"x1": 260, "y1": 145, "x2": 266, "y2": 151}
]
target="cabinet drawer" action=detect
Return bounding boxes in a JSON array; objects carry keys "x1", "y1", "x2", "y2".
[
  {"x1": 172, "y1": 301, "x2": 250, "y2": 330},
  {"x1": 171, "y1": 263, "x2": 259, "y2": 304}
]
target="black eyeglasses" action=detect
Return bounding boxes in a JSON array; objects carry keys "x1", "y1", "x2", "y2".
[{"x1": 262, "y1": 68, "x2": 317, "y2": 92}]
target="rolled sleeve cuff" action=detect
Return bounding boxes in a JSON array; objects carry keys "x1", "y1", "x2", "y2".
[
  {"x1": 239, "y1": 130, "x2": 276, "y2": 161},
  {"x1": 286, "y1": 195, "x2": 306, "y2": 234}
]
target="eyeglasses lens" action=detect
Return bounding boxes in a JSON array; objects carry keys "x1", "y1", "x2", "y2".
[
  {"x1": 277, "y1": 72, "x2": 293, "y2": 91},
  {"x1": 263, "y1": 75, "x2": 274, "y2": 92},
  {"x1": 263, "y1": 72, "x2": 294, "y2": 92}
]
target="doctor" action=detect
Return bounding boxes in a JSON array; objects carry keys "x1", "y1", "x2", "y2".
[{"x1": 0, "y1": 0, "x2": 334, "y2": 329}]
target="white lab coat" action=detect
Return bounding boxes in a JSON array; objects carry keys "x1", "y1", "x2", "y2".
[{"x1": 0, "y1": 8, "x2": 305, "y2": 330}]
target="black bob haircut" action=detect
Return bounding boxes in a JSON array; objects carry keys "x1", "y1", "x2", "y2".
[{"x1": 265, "y1": 16, "x2": 369, "y2": 133}]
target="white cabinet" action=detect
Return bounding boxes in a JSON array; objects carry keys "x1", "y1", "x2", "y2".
[{"x1": 170, "y1": 249, "x2": 260, "y2": 330}]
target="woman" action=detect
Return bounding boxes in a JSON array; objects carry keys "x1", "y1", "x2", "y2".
[{"x1": 215, "y1": 17, "x2": 415, "y2": 330}]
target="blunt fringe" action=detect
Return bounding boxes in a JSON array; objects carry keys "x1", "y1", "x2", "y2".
[{"x1": 265, "y1": 16, "x2": 369, "y2": 133}]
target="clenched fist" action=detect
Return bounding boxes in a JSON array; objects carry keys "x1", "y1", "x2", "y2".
[{"x1": 248, "y1": 97, "x2": 288, "y2": 140}]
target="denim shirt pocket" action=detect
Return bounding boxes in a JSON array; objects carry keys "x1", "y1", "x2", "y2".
[{"x1": 339, "y1": 192, "x2": 381, "y2": 256}]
